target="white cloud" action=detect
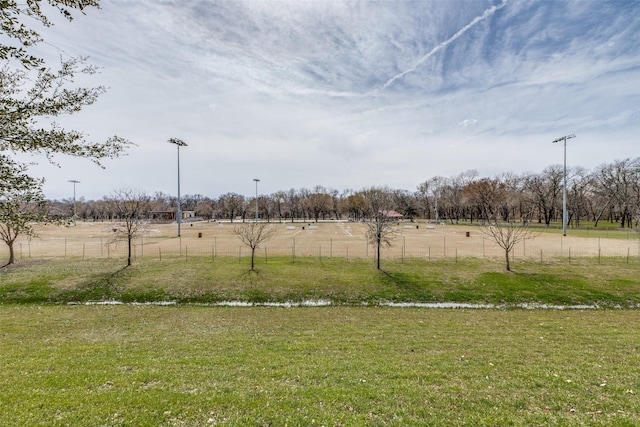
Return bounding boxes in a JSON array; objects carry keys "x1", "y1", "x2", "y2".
[{"x1": 17, "y1": 0, "x2": 640, "y2": 200}]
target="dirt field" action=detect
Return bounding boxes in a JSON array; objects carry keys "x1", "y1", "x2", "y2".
[{"x1": 4, "y1": 220, "x2": 639, "y2": 262}]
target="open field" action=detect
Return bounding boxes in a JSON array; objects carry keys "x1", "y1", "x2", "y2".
[
  {"x1": 0, "y1": 305, "x2": 638, "y2": 426},
  {"x1": 4, "y1": 220, "x2": 639, "y2": 262},
  {"x1": 1, "y1": 223, "x2": 638, "y2": 425}
]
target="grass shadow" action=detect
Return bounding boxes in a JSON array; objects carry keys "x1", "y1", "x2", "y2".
[
  {"x1": 58, "y1": 265, "x2": 130, "y2": 302},
  {"x1": 377, "y1": 270, "x2": 434, "y2": 301}
]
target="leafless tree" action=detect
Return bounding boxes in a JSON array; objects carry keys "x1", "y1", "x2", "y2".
[
  {"x1": 593, "y1": 158, "x2": 640, "y2": 228},
  {"x1": 220, "y1": 193, "x2": 245, "y2": 223},
  {"x1": 104, "y1": 189, "x2": 152, "y2": 267},
  {"x1": 483, "y1": 220, "x2": 536, "y2": 272},
  {"x1": 234, "y1": 222, "x2": 276, "y2": 271},
  {"x1": 522, "y1": 166, "x2": 563, "y2": 226},
  {"x1": 363, "y1": 187, "x2": 399, "y2": 270}
]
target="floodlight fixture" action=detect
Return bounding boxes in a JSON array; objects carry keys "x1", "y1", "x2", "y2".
[
  {"x1": 253, "y1": 178, "x2": 260, "y2": 223},
  {"x1": 68, "y1": 180, "x2": 80, "y2": 225},
  {"x1": 552, "y1": 134, "x2": 576, "y2": 236},
  {"x1": 168, "y1": 138, "x2": 188, "y2": 236}
]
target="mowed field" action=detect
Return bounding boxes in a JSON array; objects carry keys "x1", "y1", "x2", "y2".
[{"x1": 6, "y1": 220, "x2": 639, "y2": 262}]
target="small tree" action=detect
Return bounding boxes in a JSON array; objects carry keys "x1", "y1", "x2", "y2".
[
  {"x1": 234, "y1": 222, "x2": 276, "y2": 271},
  {"x1": 482, "y1": 220, "x2": 536, "y2": 271},
  {"x1": 104, "y1": 189, "x2": 151, "y2": 267},
  {"x1": 0, "y1": 157, "x2": 52, "y2": 266},
  {"x1": 363, "y1": 187, "x2": 399, "y2": 270}
]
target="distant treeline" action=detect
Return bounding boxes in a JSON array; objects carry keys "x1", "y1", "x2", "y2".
[{"x1": 49, "y1": 158, "x2": 640, "y2": 228}]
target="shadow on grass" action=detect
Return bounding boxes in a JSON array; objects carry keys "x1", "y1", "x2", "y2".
[
  {"x1": 378, "y1": 270, "x2": 434, "y2": 301},
  {"x1": 59, "y1": 266, "x2": 130, "y2": 302}
]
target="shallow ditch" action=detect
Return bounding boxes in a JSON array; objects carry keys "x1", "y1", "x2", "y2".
[{"x1": 67, "y1": 300, "x2": 622, "y2": 310}]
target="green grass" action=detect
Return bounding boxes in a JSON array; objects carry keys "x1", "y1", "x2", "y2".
[
  {"x1": 454, "y1": 219, "x2": 640, "y2": 240},
  {"x1": 1, "y1": 256, "x2": 639, "y2": 306},
  {"x1": 0, "y1": 305, "x2": 638, "y2": 426}
]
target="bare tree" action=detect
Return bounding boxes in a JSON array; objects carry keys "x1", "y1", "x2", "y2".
[
  {"x1": 522, "y1": 166, "x2": 563, "y2": 227},
  {"x1": 220, "y1": 193, "x2": 245, "y2": 223},
  {"x1": 483, "y1": 221, "x2": 536, "y2": 272},
  {"x1": 234, "y1": 222, "x2": 276, "y2": 271},
  {"x1": 363, "y1": 187, "x2": 398, "y2": 270},
  {"x1": 104, "y1": 189, "x2": 152, "y2": 267}
]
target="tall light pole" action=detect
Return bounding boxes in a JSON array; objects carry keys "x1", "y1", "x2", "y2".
[
  {"x1": 68, "y1": 179, "x2": 80, "y2": 225},
  {"x1": 253, "y1": 178, "x2": 260, "y2": 223},
  {"x1": 552, "y1": 134, "x2": 576, "y2": 236},
  {"x1": 168, "y1": 138, "x2": 187, "y2": 236}
]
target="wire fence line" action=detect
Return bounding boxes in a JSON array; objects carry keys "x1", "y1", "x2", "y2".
[{"x1": 6, "y1": 234, "x2": 640, "y2": 264}]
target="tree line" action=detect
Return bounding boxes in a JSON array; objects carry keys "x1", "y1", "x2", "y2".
[{"x1": 49, "y1": 159, "x2": 640, "y2": 228}]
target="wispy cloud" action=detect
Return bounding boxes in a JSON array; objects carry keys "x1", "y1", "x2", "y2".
[{"x1": 24, "y1": 0, "x2": 640, "y2": 199}]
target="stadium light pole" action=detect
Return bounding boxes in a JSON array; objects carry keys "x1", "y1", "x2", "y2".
[
  {"x1": 168, "y1": 138, "x2": 188, "y2": 236},
  {"x1": 68, "y1": 180, "x2": 80, "y2": 225},
  {"x1": 253, "y1": 178, "x2": 260, "y2": 223},
  {"x1": 552, "y1": 134, "x2": 576, "y2": 236}
]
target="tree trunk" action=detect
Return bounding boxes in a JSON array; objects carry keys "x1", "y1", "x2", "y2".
[
  {"x1": 7, "y1": 241, "x2": 15, "y2": 265},
  {"x1": 127, "y1": 236, "x2": 132, "y2": 266},
  {"x1": 505, "y1": 249, "x2": 511, "y2": 272},
  {"x1": 251, "y1": 247, "x2": 256, "y2": 270},
  {"x1": 376, "y1": 242, "x2": 381, "y2": 270}
]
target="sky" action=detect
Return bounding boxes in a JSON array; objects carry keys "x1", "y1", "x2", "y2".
[{"x1": 18, "y1": 0, "x2": 640, "y2": 201}]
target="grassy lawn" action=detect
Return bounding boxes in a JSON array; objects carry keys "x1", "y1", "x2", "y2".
[
  {"x1": 0, "y1": 305, "x2": 638, "y2": 426},
  {"x1": 1, "y1": 256, "x2": 639, "y2": 306}
]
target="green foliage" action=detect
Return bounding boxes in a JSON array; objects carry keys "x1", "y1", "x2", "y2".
[
  {"x1": 0, "y1": 157, "x2": 51, "y2": 265},
  {"x1": 0, "y1": 1, "x2": 130, "y2": 263}
]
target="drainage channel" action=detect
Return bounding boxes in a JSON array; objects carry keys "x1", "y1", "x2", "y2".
[{"x1": 71, "y1": 301, "x2": 609, "y2": 309}]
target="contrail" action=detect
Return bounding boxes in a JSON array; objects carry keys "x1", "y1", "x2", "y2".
[{"x1": 381, "y1": 0, "x2": 508, "y2": 90}]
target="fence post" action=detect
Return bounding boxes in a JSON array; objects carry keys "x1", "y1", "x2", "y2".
[
  {"x1": 443, "y1": 236, "x2": 446, "y2": 258},
  {"x1": 83, "y1": 243, "x2": 86, "y2": 259},
  {"x1": 540, "y1": 249, "x2": 543, "y2": 264}
]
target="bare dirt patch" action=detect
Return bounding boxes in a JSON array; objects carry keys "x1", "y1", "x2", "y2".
[{"x1": 4, "y1": 220, "x2": 638, "y2": 261}]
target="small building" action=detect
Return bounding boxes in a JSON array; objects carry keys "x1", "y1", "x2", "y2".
[
  {"x1": 151, "y1": 207, "x2": 196, "y2": 223},
  {"x1": 383, "y1": 210, "x2": 404, "y2": 219}
]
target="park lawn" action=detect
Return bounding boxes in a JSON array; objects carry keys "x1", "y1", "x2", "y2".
[
  {"x1": 1, "y1": 256, "x2": 639, "y2": 306},
  {"x1": 0, "y1": 305, "x2": 638, "y2": 426}
]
